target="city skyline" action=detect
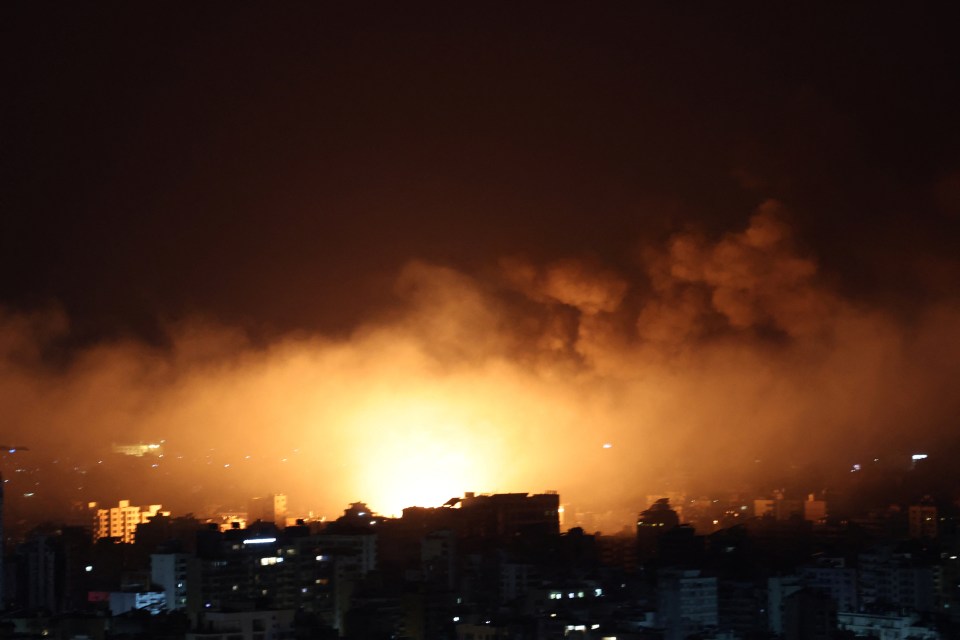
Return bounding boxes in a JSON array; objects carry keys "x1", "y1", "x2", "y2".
[{"x1": 2, "y1": 5, "x2": 960, "y2": 524}]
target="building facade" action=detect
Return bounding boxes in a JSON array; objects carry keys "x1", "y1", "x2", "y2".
[{"x1": 93, "y1": 500, "x2": 169, "y2": 543}]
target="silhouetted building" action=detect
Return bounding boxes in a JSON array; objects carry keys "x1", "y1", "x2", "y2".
[
  {"x1": 909, "y1": 497, "x2": 938, "y2": 539},
  {"x1": 247, "y1": 494, "x2": 287, "y2": 525},
  {"x1": 17, "y1": 532, "x2": 57, "y2": 613},
  {"x1": 718, "y1": 578, "x2": 767, "y2": 637},
  {"x1": 135, "y1": 514, "x2": 203, "y2": 555},
  {"x1": 782, "y1": 588, "x2": 837, "y2": 640},
  {"x1": 12, "y1": 525, "x2": 92, "y2": 615},
  {"x1": 755, "y1": 494, "x2": 805, "y2": 521},
  {"x1": 768, "y1": 574, "x2": 804, "y2": 636},
  {"x1": 858, "y1": 545, "x2": 937, "y2": 613},
  {"x1": 596, "y1": 531, "x2": 638, "y2": 572},
  {"x1": 459, "y1": 492, "x2": 560, "y2": 539},
  {"x1": 804, "y1": 493, "x2": 828, "y2": 523},
  {"x1": 186, "y1": 609, "x2": 296, "y2": 640},
  {"x1": 799, "y1": 557, "x2": 857, "y2": 613},
  {"x1": 657, "y1": 524, "x2": 704, "y2": 567},
  {"x1": 637, "y1": 498, "x2": 679, "y2": 560}
]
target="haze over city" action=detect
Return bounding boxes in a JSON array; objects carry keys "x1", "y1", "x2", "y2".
[{"x1": 2, "y1": 4, "x2": 959, "y2": 524}]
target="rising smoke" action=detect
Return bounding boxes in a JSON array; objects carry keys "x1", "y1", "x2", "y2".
[{"x1": 1, "y1": 202, "x2": 959, "y2": 524}]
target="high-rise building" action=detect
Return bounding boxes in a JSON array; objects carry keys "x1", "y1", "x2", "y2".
[
  {"x1": 799, "y1": 557, "x2": 857, "y2": 613},
  {"x1": 93, "y1": 500, "x2": 169, "y2": 544},
  {"x1": 657, "y1": 568, "x2": 718, "y2": 640},
  {"x1": 151, "y1": 552, "x2": 196, "y2": 613},
  {"x1": 247, "y1": 494, "x2": 287, "y2": 524},
  {"x1": 767, "y1": 575, "x2": 803, "y2": 636},
  {"x1": 18, "y1": 533, "x2": 58, "y2": 612}
]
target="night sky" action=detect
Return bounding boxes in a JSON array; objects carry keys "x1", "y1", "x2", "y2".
[{"x1": 2, "y1": 5, "x2": 959, "y2": 518}]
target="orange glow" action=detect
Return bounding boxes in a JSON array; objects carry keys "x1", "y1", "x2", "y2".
[
  {"x1": 2, "y1": 207, "x2": 960, "y2": 529},
  {"x1": 343, "y1": 396, "x2": 498, "y2": 516}
]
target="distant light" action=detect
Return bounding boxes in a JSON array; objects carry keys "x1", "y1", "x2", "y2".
[
  {"x1": 592, "y1": 624, "x2": 601, "y2": 630},
  {"x1": 316, "y1": 555, "x2": 327, "y2": 561},
  {"x1": 243, "y1": 537, "x2": 277, "y2": 545},
  {"x1": 85, "y1": 565, "x2": 93, "y2": 572},
  {"x1": 912, "y1": 454, "x2": 928, "y2": 461},
  {"x1": 223, "y1": 464, "x2": 230, "y2": 468},
  {"x1": 452, "y1": 616, "x2": 460, "y2": 622},
  {"x1": 358, "y1": 512, "x2": 366, "y2": 517},
  {"x1": 602, "y1": 443, "x2": 613, "y2": 449}
]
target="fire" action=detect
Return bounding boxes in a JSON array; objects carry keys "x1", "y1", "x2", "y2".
[{"x1": 343, "y1": 394, "x2": 498, "y2": 516}]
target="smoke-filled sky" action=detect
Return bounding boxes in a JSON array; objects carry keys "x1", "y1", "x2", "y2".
[{"x1": 2, "y1": 5, "x2": 959, "y2": 519}]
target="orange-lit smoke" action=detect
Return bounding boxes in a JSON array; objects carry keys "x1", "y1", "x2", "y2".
[{"x1": 2, "y1": 201, "x2": 959, "y2": 523}]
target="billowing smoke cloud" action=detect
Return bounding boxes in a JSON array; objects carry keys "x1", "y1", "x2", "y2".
[
  {"x1": 639, "y1": 200, "x2": 832, "y2": 342},
  {"x1": 2, "y1": 202, "x2": 959, "y2": 529}
]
